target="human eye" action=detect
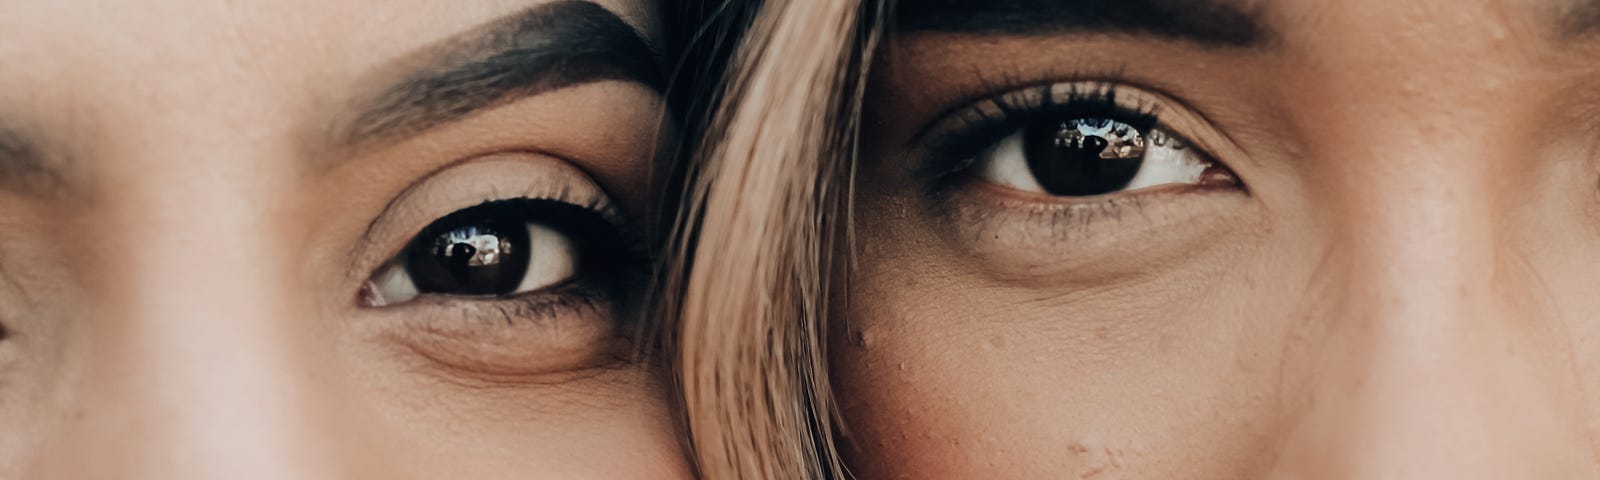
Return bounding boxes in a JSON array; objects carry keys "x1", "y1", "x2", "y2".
[
  {"x1": 920, "y1": 82, "x2": 1241, "y2": 202},
  {"x1": 355, "y1": 155, "x2": 645, "y2": 380},
  {"x1": 365, "y1": 198, "x2": 625, "y2": 307}
]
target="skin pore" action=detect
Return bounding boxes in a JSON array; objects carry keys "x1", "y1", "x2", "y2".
[
  {"x1": 0, "y1": 1, "x2": 690, "y2": 478},
  {"x1": 834, "y1": 0, "x2": 1600, "y2": 477}
]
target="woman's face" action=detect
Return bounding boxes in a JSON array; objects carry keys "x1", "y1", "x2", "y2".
[
  {"x1": 0, "y1": 1, "x2": 688, "y2": 478},
  {"x1": 838, "y1": 0, "x2": 1600, "y2": 477}
]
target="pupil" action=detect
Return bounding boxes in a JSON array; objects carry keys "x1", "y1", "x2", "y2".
[
  {"x1": 406, "y1": 219, "x2": 531, "y2": 296},
  {"x1": 1022, "y1": 117, "x2": 1147, "y2": 196}
]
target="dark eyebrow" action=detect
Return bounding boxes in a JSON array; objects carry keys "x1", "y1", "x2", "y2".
[
  {"x1": 338, "y1": 0, "x2": 665, "y2": 149},
  {"x1": 895, "y1": 0, "x2": 1271, "y2": 48},
  {"x1": 0, "y1": 124, "x2": 64, "y2": 194},
  {"x1": 0, "y1": 127, "x2": 33, "y2": 165},
  {"x1": 1561, "y1": 0, "x2": 1600, "y2": 36}
]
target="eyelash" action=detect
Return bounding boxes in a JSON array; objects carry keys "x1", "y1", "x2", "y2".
[
  {"x1": 917, "y1": 81, "x2": 1165, "y2": 190},
  {"x1": 368, "y1": 197, "x2": 650, "y2": 321},
  {"x1": 903, "y1": 80, "x2": 1252, "y2": 242}
]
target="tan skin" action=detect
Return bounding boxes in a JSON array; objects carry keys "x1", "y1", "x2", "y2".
[
  {"x1": 0, "y1": 0, "x2": 690, "y2": 478},
  {"x1": 837, "y1": 0, "x2": 1600, "y2": 477}
]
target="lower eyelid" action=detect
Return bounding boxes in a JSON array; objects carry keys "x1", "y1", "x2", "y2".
[
  {"x1": 913, "y1": 176, "x2": 1258, "y2": 283},
  {"x1": 375, "y1": 287, "x2": 629, "y2": 379},
  {"x1": 937, "y1": 173, "x2": 1248, "y2": 241}
]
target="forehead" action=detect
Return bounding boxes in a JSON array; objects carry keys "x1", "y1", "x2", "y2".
[
  {"x1": 0, "y1": 0, "x2": 658, "y2": 187},
  {"x1": 0, "y1": 0, "x2": 658, "y2": 70}
]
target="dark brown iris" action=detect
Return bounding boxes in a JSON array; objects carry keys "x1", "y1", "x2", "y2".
[
  {"x1": 1021, "y1": 117, "x2": 1148, "y2": 196},
  {"x1": 405, "y1": 214, "x2": 532, "y2": 296}
]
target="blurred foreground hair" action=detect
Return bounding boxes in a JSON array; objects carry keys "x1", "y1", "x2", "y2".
[{"x1": 663, "y1": 0, "x2": 883, "y2": 478}]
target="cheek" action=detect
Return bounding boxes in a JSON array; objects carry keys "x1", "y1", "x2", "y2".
[
  {"x1": 349, "y1": 366, "x2": 693, "y2": 479},
  {"x1": 830, "y1": 237, "x2": 1315, "y2": 479}
]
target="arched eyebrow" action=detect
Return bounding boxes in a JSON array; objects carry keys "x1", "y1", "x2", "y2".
[
  {"x1": 895, "y1": 0, "x2": 1271, "y2": 48},
  {"x1": 334, "y1": 0, "x2": 665, "y2": 151}
]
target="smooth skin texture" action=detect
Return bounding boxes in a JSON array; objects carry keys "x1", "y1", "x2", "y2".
[
  {"x1": 836, "y1": 0, "x2": 1600, "y2": 477},
  {"x1": 0, "y1": 1, "x2": 690, "y2": 479}
]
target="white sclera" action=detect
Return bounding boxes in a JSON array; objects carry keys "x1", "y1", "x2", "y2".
[
  {"x1": 974, "y1": 127, "x2": 1208, "y2": 195},
  {"x1": 366, "y1": 223, "x2": 581, "y2": 308},
  {"x1": 368, "y1": 262, "x2": 421, "y2": 308},
  {"x1": 515, "y1": 223, "x2": 579, "y2": 294}
]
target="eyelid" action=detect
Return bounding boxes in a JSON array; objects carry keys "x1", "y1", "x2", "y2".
[
  {"x1": 349, "y1": 153, "x2": 622, "y2": 288},
  {"x1": 914, "y1": 81, "x2": 1250, "y2": 186},
  {"x1": 373, "y1": 284, "x2": 629, "y2": 380}
]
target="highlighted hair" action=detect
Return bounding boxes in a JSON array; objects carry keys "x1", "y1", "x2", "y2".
[{"x1": 664, "y1": 0, "x2": 884, "y2": 477}]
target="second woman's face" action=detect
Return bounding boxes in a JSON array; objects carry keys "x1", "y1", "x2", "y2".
[
  {"x1": 838, "y1": 0, "x2": 1600, "y2": 477},
  {"x1": 0, "y1": 1, "x2": 689, "y2": 478}
]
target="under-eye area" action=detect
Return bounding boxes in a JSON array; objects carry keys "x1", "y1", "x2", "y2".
[{"x1": 355, "y1": 154, "x2": 648, "y2": 381}]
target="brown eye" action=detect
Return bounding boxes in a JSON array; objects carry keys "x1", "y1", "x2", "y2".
[
  {"x1": 1022, "y1": 118, "x2": 1148, "y2": 196},
  {"x1": 407, "y1": 220, "x2": 532, "y2": 296},
  {"x1": 365, "y1": 199, "x2": 593, "y2": 307},
  {"x1": 973, "y1": 115, "x2": 1211, "y2": 197}
]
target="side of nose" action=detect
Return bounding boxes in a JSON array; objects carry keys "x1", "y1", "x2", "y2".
[
  {"x1": 22, "y1": 160, "x2": 351, "y2": 479},
  {"x1": 1267, "y1": 149, "x2": 1597, "y2": 478}
]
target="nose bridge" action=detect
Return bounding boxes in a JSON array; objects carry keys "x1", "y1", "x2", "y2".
[
  {"x1": 1269, "y1": 120, "x2": 1584, "y2": 477},
  {"x1": 32, "y1": 142, "x2": 341, "y2": 479}
]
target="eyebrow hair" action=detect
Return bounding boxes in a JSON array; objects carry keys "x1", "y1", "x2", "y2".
[
  {"x1": 1562, "y1": 0, "x2": 1600, "y2": 35},
  {"x1": 894, "y1": 0, "x2": 1270, "y2": 48},
  {"x1": 0, "y1": 127, "x2": 33, "y2": 165},
  {"x1": 0, "y1": 124, "x2": 64, "y2": 193},
  {"x1": 339, "y1": 0, "x2": 665, "y2": 148}
]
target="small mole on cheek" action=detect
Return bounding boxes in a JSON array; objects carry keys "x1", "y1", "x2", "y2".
[{"x1": 851, "y1": 328, "x2": 876, "y2": 349}]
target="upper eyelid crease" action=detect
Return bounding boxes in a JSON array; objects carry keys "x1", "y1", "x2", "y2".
[
  {"x1": 344, "y1": 155, "x2": 625, "y2": 286},
  {"x1": 910, "y1": 79, "x2": 1157, "y2": 150},
  {"x1": 902, "y1": 65, "x2": 1134, "y2": 146}
]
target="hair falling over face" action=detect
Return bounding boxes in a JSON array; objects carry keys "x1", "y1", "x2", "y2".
[{"x1": 667, "y1": 0, "x2": 873, "y2": 478}]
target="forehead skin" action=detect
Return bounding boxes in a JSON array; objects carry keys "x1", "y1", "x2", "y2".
[{"x1": 0, "y1": 0, "x2": 659, "y2": 189}]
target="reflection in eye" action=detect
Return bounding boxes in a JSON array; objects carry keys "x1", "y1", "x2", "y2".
[
  {"x1": 974, "y1": 117, "x2": 1210, "y2": 197},
  {"x1": 921, "y1": 83, "x2": 1237, "y2": 202},
  {"x1": 365, "y1": 199, "x2": 622, "y2": 307}
]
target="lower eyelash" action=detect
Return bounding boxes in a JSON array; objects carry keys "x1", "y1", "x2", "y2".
[
  {"x1": 486, "y1": 286, "x2": 610, "y2": 327},
  {"x1": 936, "y1": 171, "x2": 1246, "y2": 245},
  {"x1": 934, "y1": 173, "x2": 1148, "y2": 239}
]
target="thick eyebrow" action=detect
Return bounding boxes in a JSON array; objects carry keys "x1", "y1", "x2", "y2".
[
  {"x1": 338, "y1": 0, "x2": 665, "y2": 149},
  {"x1": 1562, "y1": 0, "x2": 1600, "y2": 36},
  {"x1": 895, "y1": 0, "x2": 1271, "y2": 48}
]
